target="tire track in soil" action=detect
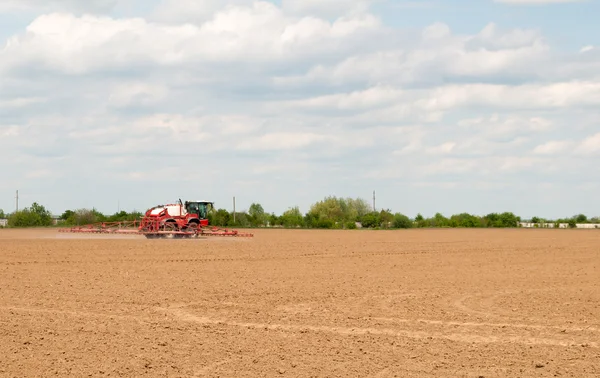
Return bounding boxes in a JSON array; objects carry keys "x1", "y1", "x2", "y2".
[
  {"x1": 368, "y1": 316, "x2": 600, "y2": 333},
  {"x1": 162, "y1": 307, "x2": 599, "y2": 349},
  {"x1": 0, "y1": 248, "x2": 468, "y2": 266},
  {"x1": 0, "y1": 306, "x2": 155, "y2": 325},
  {"x1": 450, "y1": 290, "x2": 600, "y2": 328}
]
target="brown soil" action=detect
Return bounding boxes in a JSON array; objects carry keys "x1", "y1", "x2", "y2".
[{"x1": 0, "y1": 228, "x2": 598, "y2": 377}]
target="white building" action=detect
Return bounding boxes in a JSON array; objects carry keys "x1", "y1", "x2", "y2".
[
  {"x1": 0, "y1": 219, "x2": 8, "y2": 227},
  {"x1": 519, "y1": 222, "x2": 600, "y2": 229}
]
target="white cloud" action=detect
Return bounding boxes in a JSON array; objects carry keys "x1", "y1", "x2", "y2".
[
  {"x1": 275, "y1": 22, "x2": 548, "y2": 87},
  {"x1": 419, "y1": 81, "x2": 600, "y2": 110},
  {"x1": 578, "y1": 132, "x2": 600, "y2": 154},
  {"x1": 580, "y1": 45, "x2": 594, "y2": 53},
  {"x1": 279, "y1": 81, "x2": 600, "y2": 122},
  {"x1": 0, "y1": 97, "x2": 46, "y2": 108},
  {"x1": 533, "y1": 140, "x2": 573, "y2": 154},
  {"x1": 0, "y1": 6, "x2": 382, "y2": 75},
  {"x1": 458, "y1": 115, "x2": 552, "y2": 138},
  {"x1": 425, "y1": 142, "x2": 456, "y2": 155},
  {"x1": 236, "y1": 132, "x2": 329, "y2": 151},
  {"x1": 1, "y1": 125, "x2": 20, "y2": 137},
  {"x1": 280, "y1": 85, "x2": 402, "y2": 110},
  {"x1": 107, "y1": 83, "x2": 169, "y2": 108}
]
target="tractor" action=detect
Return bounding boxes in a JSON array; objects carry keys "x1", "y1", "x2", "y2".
[
  {"x1": 139, "y1": 199, "x2": 213, "y2": 232},
  {"x1": 139, "y1": 199, "x2": 213, "y2": 237},
  {"x1": 58, "y1": 198, "x2": 253, "y2": 239}
]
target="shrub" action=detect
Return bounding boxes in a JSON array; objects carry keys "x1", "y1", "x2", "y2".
[
  {"x1": 8, "y1": 202, "x2": 53, "y2": 228},
  {"x1": 361, "y1": 212, "x2": 380, "y2": 228},
  {"x1": 316, "y1": 219, "x2": 334, "y2": 229},
  {"x1": 393, "y1": 213, "x2": 413, "y2": 229},
  {"x1": 345, "y1": 221, "x2": 357, "y2": 230}
]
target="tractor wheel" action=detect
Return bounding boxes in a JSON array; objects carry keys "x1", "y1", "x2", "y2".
[
  {"x1": 185, "y1": 223, "x2": 199, "y2": 238},
  {"x1": 161, "y1": 222, "x2": 178, "y2": 239}
]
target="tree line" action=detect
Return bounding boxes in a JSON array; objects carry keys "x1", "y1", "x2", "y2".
[{"x1": 1, "y1": 196, "x2": 598, "y2": 229}]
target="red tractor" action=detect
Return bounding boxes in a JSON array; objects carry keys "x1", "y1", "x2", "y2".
[
  {"x1": 58, "y1": 199, "x2": 253, "y2": 239},
  {"x1": 139, "y1": 199, "x2": 213, "y2": 236}
]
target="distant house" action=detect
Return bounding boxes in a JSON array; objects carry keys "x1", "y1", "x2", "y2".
[
  {"x1": 0, "y1": 219, "x2": 8, "y2": 227},
  {"x1": 519, "y1": 222, "x2": 600, "y2": 229}
]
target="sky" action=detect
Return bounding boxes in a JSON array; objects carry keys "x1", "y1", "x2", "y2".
[{"x1": 0, "y1": 0, "x2": 599, "y2": 220}]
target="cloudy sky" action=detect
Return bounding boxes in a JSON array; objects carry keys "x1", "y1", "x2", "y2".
[{"x1": 1, "y1": 0, "x2": 599, "y2": 220}]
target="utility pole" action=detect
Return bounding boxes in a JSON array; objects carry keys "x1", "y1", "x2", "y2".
[
  {"x1": 15, "y1": 190, "x2": 19, "y2": 213},
  {"x1": 233, "y1": 196, "x2": 236, "y2": 224},
  {"x1": 373, "y1": 190, "x2": 376, "y2": 212}
]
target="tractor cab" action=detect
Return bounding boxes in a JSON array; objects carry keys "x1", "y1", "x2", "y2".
[{"x1": 184, "y1": 201, "x2": 214, "y2": 220}]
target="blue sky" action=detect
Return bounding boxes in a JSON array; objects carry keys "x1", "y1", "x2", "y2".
[{"x1": 0, "y1": 0, "x2": 599, "y2": 220}]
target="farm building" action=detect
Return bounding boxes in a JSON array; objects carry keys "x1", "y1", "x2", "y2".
[{"x1": 519, "y1": 222, "x2": 600, "y2": 229}]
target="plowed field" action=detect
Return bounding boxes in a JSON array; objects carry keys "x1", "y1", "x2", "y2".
[{"x1": 0, "y1": 228, "x2": 598, "y2": 377}]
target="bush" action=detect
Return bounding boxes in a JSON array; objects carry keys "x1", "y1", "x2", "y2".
[
  {"x1": 8, "y1": 202, "x2": 53, "y2": 228},
  {"x1": 316, "y1": 219, "x2": 334, "y2": 229},
  {"x1": 361, "y1": 212, "x2": 380, "y2": 228},
  {"x1": 450, "y1": 213, "x2": 481, "y2": 228},
  {"x1": 345, "y1": 221, "x2": 357, "y2": 229},
  {"x1": 483, "y1": 212, "x2": 519, "y2": 228},
  {"x1": 393, "y1": 213, "x2": 413, "y2": 229}
]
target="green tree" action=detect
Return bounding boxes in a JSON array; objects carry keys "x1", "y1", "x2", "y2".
[
  {"x1": 345, "y1": 221, "x2": 357, "y2": 229},
  {"x1": 7, "y1": 202, "x2": 53, "y2": 228},
  {"x1": 393, "y1": 213, "x2": 413, "y2": 229},
  {"x1": 248, "y1": 203, "x2": 267, "y2": 227},
  {"x1": 30, "y1": 202, "x2": 53, "y2": 225},
  {"x1": 61, "y1": 210, "x2": 75, "y2": 221},
  {"x1": 268, "y1": 213, "x2": 281, "y2": 227},
  {"x1": 0, "y1": 209, "x2": 5, "y2": 219},
  {"x1": 228, "y1": 212, "x2": 250, "y2": 227},
  {"x1": 379, "y1": 209, "x2": 394, "y2": 228},
  {"x1": 303, "y1": 212, "x2": 319, "y2": 228},
  {"x1": 8, "y1": 211, "x2": 39, "y2": 227},
  {"x1": 308, "y1": 196, "x2": 372, "y2": 226},
  {"x1": 69, "y1": 208, "x2": 101, "y2": 225},
  {"x1": 107, "y1": 211, "x2": 143, "y2": 222},
  {"x1": 431, "y1": 213, "x2": 449, "y2": 227},
  {"x1": 450, "y1": 213, "x2": 481, "y2": 228},
  {"x1": 361, "y1": 212, "x2": 380, "y2": 228},
  {"x1": 484, "y1": 212, "x2": 519, "y2": 228},
  {"x1": 315, "y1": 218, "x2": 334, "y2": 229},
  {"x1": 280, "y1": 206, "x2": 303, "y2": 228},
  {"x1": 575, "y1": 214, "x2": 588, "y2": 223},
  {"x1": 346, "y1": 198, "x2": 372, "y2": 221},
  {"x1": 208, "y1": 208, "x2": 231, "y2": 227},
  {"x1": 309, "y1": 196, "x2": 345, "y2": 223}
]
